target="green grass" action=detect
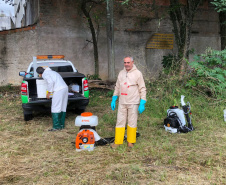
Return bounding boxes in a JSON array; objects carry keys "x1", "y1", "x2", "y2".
[{"x1": 0, "y1": 82, "x2": 225, "y2": 185}]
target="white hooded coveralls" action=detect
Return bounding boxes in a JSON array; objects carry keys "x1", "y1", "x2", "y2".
[
  {"x1": 113, "y1": 64, "x2": 146, "y2": 128},
  {"x1": 42, "y1": 67, "x2": 68, "y2": 113}
]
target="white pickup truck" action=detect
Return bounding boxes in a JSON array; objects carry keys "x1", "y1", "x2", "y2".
[{"x1": 19, "y1": 55, "x2": 89, "y2": 121}]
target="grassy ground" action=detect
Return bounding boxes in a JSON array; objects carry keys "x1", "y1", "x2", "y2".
[{"x1": 0, "y1": 84, "x2": 225, "y2": 185}]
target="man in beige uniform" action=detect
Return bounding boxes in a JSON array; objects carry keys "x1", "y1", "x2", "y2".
[{"x1": 111, "y1": 56, "x2": 147, "y2": 148}]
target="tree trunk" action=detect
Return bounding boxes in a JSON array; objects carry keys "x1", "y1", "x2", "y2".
[
  {"x1": 81, "y1": 1, "x2": 99, "y2": 76},
  {"x1": 106, "y1": 0, "x2": 116, "y2": 80},
  {"x1": 169, "y1": 0, "x2": 202, "y2": 76},
  {"x1": 219, "y1": 11, "x2": 226, "y2": 50},
  {"x1": 180, "y1": 12, "x2": 193, "y2": 75}
]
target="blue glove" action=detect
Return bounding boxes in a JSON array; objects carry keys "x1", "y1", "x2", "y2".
[
  {"x1": 25, "y1": 73, "x2": 32, "y2": 78},
  {"x1": 138, "y1": 99, "x2": 146, "y2": 114},
  {"x1": 111, "y1": 96, "x2": 118, "y2": 111}
]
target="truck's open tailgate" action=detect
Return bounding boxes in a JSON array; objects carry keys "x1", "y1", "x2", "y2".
[{"x1": 28, "y1": 93, "x2": 87, "y2": 103}]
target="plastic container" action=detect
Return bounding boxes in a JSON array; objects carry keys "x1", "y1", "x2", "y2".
[
  {"x1": 36, "y1": 79, "x2": 53, "y2": 98},
  {"x1": 69, "y1": 83, "x2": 80, "y2": 93},
  {"x1": 80, "y1": 144, "x2": 94, "y2": 150},
  {"x1": 167, "y1": 108, "x2": 186, "y2": 126},
  {"x1": 75, "y1": 112, "x2": 98, "y2": 127},
  {"x1": 164, "y1": 125, "x2": 177, "y2": 133},
  {"x1": 76, "y1": 144, "x2": 94, "y2": 152}
]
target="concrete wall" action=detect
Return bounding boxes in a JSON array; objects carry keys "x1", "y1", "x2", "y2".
[
  {"x1": 0, "y1": 35, "x2": 8, "y2": 85},
  {"x1": 0, "y1": 0, "x2": 221, "y2": 85}
]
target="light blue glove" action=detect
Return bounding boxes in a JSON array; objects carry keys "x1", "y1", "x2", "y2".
[
  {"x1": 138, "y1": 99, "x2": 146, "y2": 114},
  {"x1": 25, "y1": 73, "x2": 32, "y2": 78},
  {"x1": 111, "y1": 96, "x2": 118, "y2": 111}
]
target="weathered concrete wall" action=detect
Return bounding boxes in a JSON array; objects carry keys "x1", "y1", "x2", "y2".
[
  {"x1": 0, "y1": 35, "x2": 8, "y2": 85},
  {"x1": 0, "y1": 0, "x2": 221, "y2": 85},
  {"x1": 112, "y1": 2, "x2": 221, "y2": 78}
]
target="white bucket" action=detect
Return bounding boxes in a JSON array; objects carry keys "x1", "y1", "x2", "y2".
[{"x1": 36, "y1": 79, "x2": 53, "y2": 98}]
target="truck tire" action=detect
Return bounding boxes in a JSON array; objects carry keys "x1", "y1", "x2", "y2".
[{"x1": 24, "y1": 113, "x2": 33, "y2": 121}]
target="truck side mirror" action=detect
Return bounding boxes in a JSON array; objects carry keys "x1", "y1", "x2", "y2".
[{"x1": 19, "y1": 71, "x2": 26, "y2": 77}]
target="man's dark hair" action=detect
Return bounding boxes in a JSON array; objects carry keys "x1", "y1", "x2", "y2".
[{"x1": 36, "y1": 67, "x2": 45, "y2": 74}]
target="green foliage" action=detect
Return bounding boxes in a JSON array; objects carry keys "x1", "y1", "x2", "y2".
[
  {"x1": 121, "y1": 0, "x2": 130, "y2": 5},
  {"x1": 186, "y1": 48, "x2": 226, "y2": 99},
  {"x1": 146, "y1": 76, "x2": 190, "y2": 118},
  {"x1": 162, "y1": 49, "x2": 195, "y2": 74},
  {"x1": 211, "y1": 0, "x2": 226, "y2": 12},
  {"x1": 106, "y1": 90, "x2": 114, "y2": 97},
  {"x1": 87, "y1": 74, "x2": 102, "y2": 80},
  {"x1": 161, "y1": 54, "x2": 180, "y2": 74},
  {"x1": 0, "y1": 83, "x2": 14, "y2": 92}
]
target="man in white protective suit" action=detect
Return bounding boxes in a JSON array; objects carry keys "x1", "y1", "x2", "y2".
[
  {"x1": 36, "y1": 67, "x2": 68, "y2": 131},
  {"x1": 111, "y1": 56, "x2": 147, "y2": 148}
]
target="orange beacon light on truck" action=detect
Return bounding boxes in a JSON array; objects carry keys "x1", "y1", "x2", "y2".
[{"x1": 37, "y1": 55, "x2": 65, "y2": 59}]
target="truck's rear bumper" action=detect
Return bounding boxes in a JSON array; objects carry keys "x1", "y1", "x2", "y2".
[{"x1": 22, "y1": 96, "x2": 89, "y2": 114}]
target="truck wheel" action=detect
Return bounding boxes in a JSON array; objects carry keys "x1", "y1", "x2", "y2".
[{"x1": 24, "y1": 113, "x2": 33, "y2": 121}]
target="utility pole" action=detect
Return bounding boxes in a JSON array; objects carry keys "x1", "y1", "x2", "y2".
[{"x1": 106, "y1": 0, "x2": 115, "y2": 80}]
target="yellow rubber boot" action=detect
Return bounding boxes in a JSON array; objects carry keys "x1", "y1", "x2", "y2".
[
  {"x1": 114, "y1": 127, "x2": 125, "y2": 144},
  {"x1": 127, "y1": 125, "x2": 137, "y2": 144}
]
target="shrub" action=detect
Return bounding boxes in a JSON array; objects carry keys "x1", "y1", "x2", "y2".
[
  {"x1": 186, "y1": 48, "x2": 226, "y2": 99},
  {"x1": 87, "y1": 74, "x2": 102, "y2": 80},
  {"x1": 161, "y1": 54, "x2": 180, "y2": 75}
]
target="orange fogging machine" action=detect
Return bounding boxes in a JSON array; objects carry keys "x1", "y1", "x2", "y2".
[{"x1": 75, "y1": 112, "x2": 101, "y2": 151}]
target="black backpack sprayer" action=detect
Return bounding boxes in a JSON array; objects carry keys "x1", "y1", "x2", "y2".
[{"x1": 164, "y1": 95, "x2": 194, "y2": 133}]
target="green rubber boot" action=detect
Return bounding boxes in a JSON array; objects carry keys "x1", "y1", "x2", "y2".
[
  {"x1": 49, "y1": 113, "x2": 62, "y2": 131},
  {"x1": 60, "y1": 112, "x2": 66, "y2": 129}
]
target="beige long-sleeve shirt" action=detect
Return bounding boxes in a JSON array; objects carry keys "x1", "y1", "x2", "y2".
[{"x1": 113, "y1": 64, "x2": 146, "y2": 104}]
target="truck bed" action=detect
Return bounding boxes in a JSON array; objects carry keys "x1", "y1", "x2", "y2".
[{"x1": 24, "y1": 72, "x2": 86, "y2": 98}]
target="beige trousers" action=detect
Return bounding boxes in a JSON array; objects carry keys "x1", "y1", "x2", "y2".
[{"x1": 116, "y1": 104, "x2": 139, "y2": 128}]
